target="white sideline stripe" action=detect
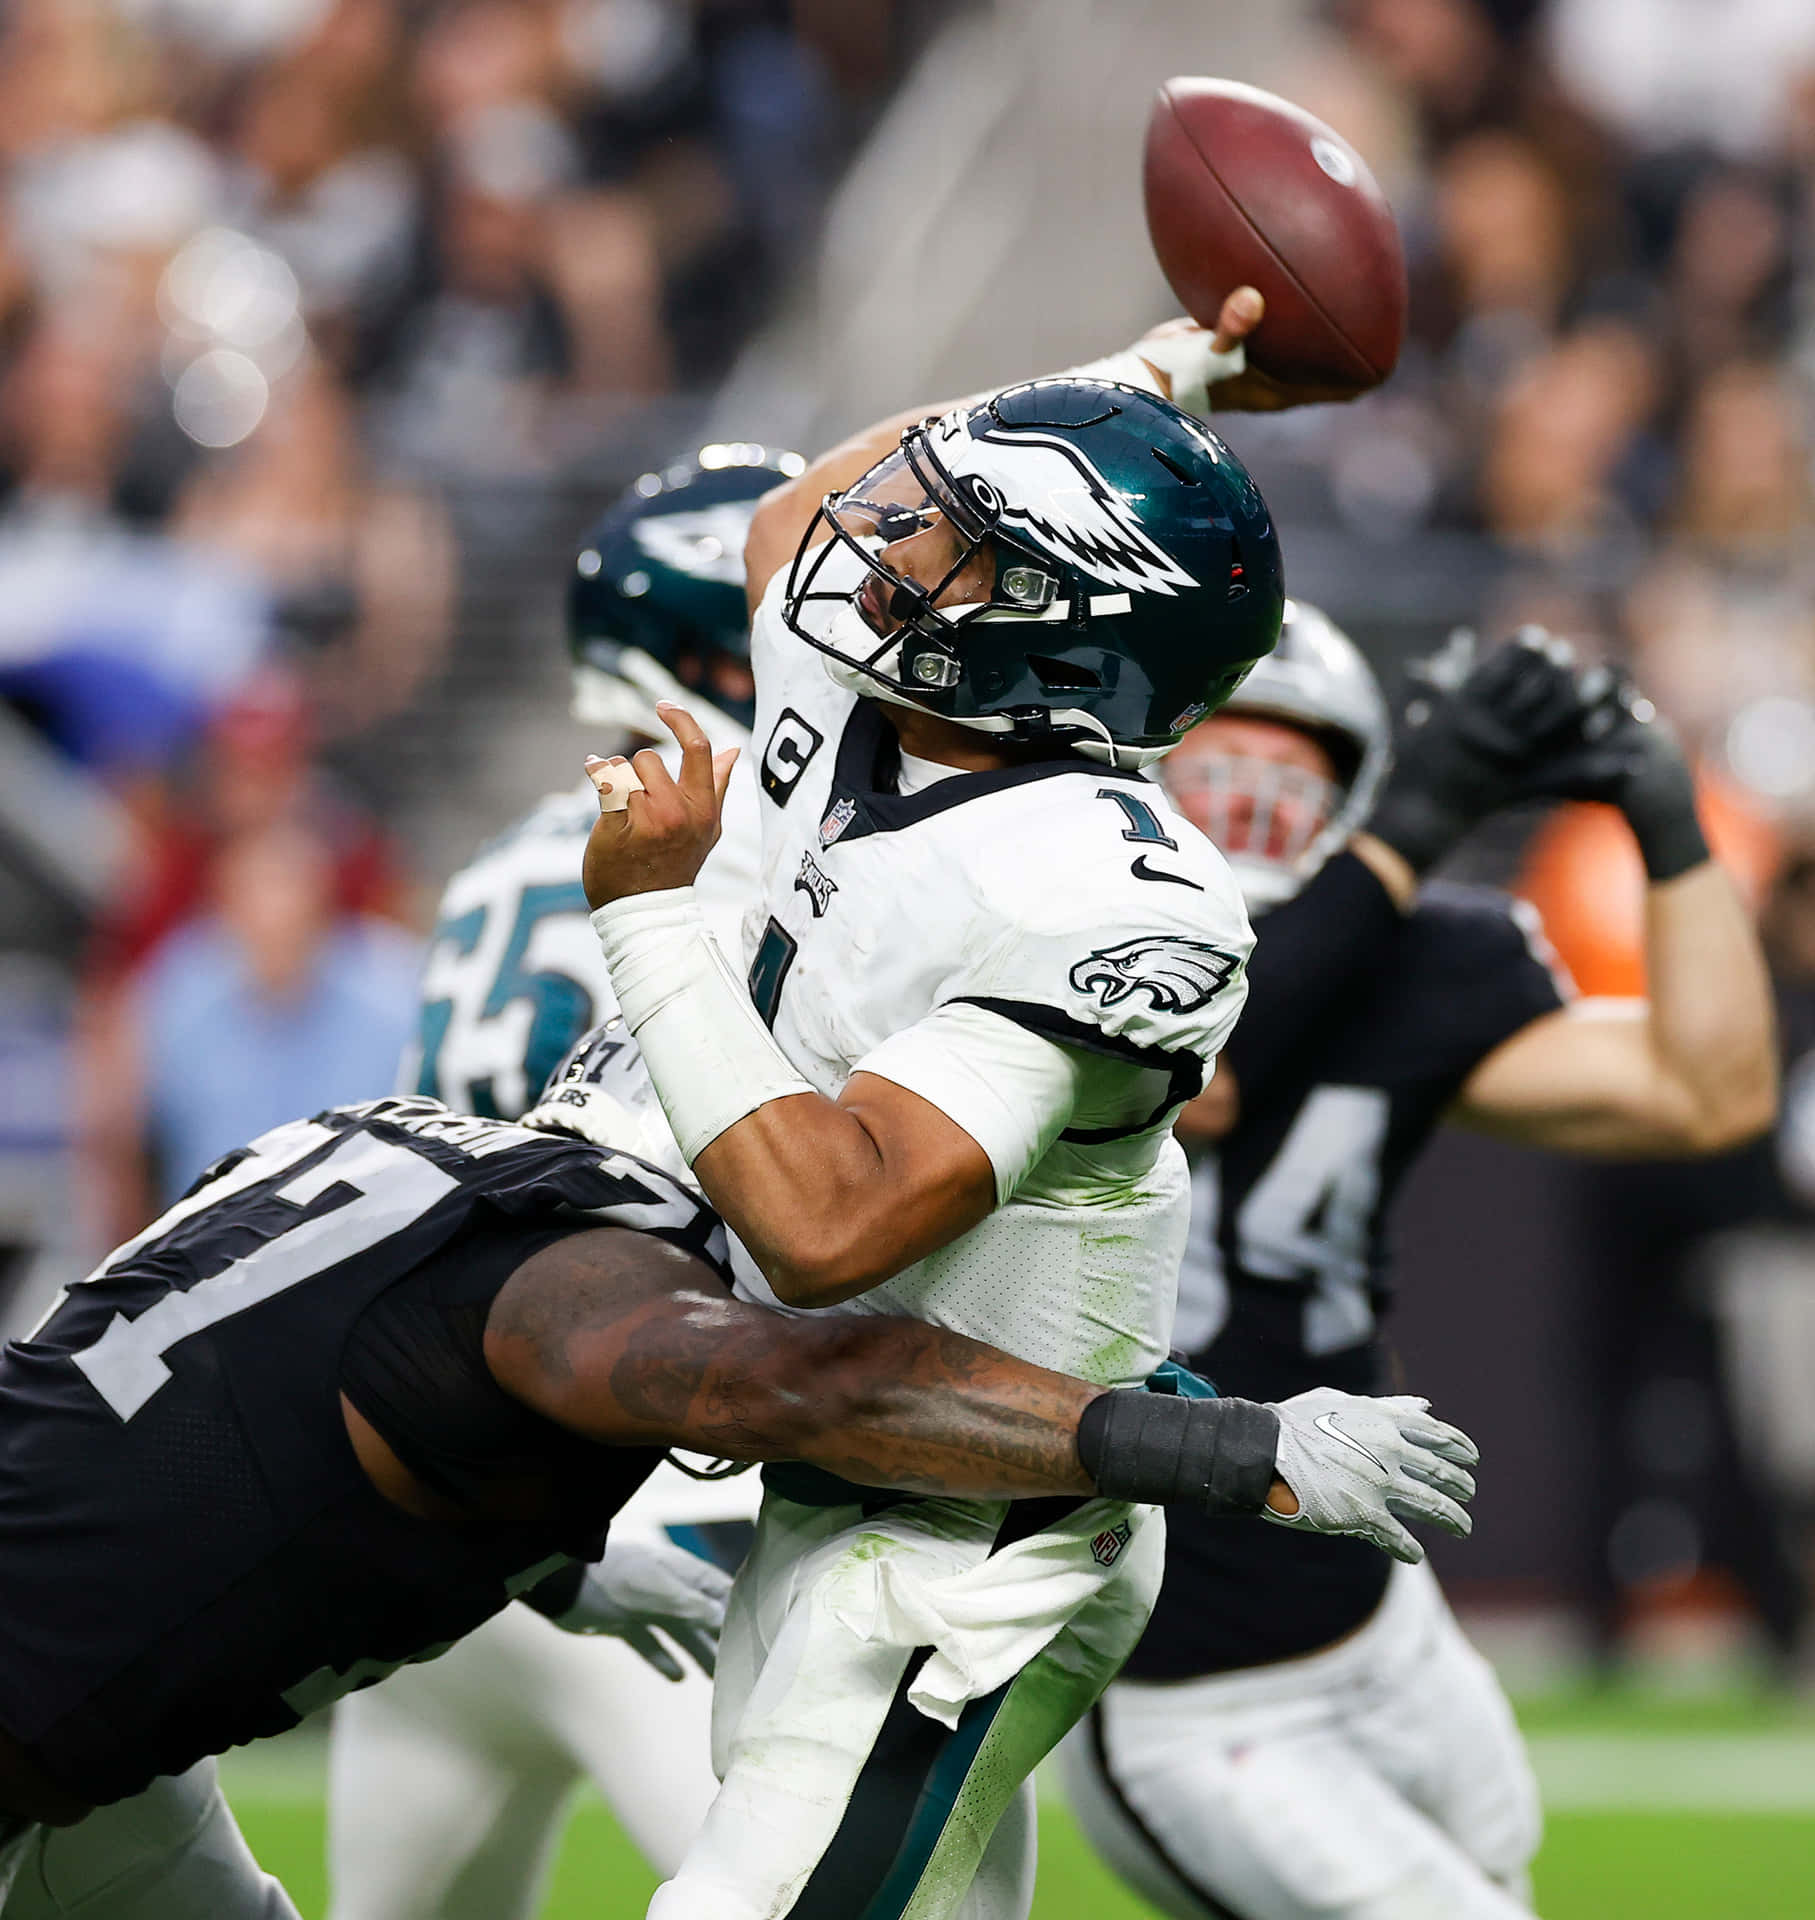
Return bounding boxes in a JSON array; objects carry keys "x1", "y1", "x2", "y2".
[
  {"x1": 223, "y1": 1731, "x2": 1815, "y2": 1816},
  {"x1": 1527, "y1": 1733, "x2": 1815, "y2": 1812}
]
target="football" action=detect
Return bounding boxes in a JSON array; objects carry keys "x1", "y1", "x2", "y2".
[{"x1": 1143, "y1": 76, "x2": 1407, "y2": 395}]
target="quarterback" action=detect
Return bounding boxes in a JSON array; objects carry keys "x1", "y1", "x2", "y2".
[
  {"x1": 580, "y1": 318, "x2": 1479, "y2": 1920},
  {"x1": 1060, "y1": 610, "x2": 1778, "y2": 1920},
  {"x1": 330, "y1": 445, "x2": 796, "y2": 1918}
]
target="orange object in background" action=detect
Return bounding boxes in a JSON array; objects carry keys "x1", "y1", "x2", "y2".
[{"x1": 1517, "y1": 769, "x2": 1782, "y2": 997}]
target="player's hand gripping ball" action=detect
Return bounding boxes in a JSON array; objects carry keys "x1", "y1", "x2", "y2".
[
  {"x1": 582, "y1": 702, "x2": 739, "y2": 907},
  {"x1": 1144, "y1": 76, "x2": 1407, "y2": 401}
]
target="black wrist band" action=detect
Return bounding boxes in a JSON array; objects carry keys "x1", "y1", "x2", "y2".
[
  {"x1": 1630, "y1": 803, "x2": 1710, "y2": 884},
  {"x1": 1077, "y1": 1391, "x2": 1280, "y2": 1513}
]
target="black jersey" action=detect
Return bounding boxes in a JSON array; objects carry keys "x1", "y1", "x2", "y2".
[
  {"x1": 0, "y1": 1098, "x2": 724, "y2": 1806},
  {"x1": 1126, "y1": 884, "x2": 1566, "y2": 1680}
]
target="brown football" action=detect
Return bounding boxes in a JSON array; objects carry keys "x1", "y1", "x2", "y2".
[{"x1": 1143, "y1": 77, "x2": 1407, "y2": 395}]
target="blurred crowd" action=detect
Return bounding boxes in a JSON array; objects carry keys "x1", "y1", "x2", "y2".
[
  {"x1": 1235, "y1": 0, "x2": 1815, "y2": 1681},
  {"x1": 0, "y1": 0, "x2": 1811, "y2": 1680},
  {"x1": 0, "y1": 0, "x2": 909, "y2": 1283},
  {"x1": 1237, "y1": 0, "x2": 1815, "y2": 822}
]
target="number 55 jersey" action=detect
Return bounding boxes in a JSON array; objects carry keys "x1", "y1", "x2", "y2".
[{"x1": 736, "y1": 566, "x2": 1255, "y2": 1387}]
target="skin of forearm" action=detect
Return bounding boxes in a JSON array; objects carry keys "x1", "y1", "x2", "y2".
[
  {"x1": 691, "y1": 1077, "x2": 994, "y2": 1305},
  {"x1": 489, "y1": 1257, "x2": 1097, "y2": 1497},
  {"x1": 485, "y1": 1233, "x2": 1301, "y2": 1512},
  {"x1": 1641, "y1": 861, "x2": 1777, "y2": 1149}
]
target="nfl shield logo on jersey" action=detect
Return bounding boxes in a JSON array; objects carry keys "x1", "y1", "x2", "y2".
[
  {"x1": 819, "y1": 796, "x2": 857, "y2": 847},
  {"x1": 1091, "y1": 1520, "x2": 1132, "y2": 1568}
]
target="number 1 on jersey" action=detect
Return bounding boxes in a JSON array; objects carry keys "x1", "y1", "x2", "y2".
[{"x1": 1097, "y1": 788, "x2": 1178, "y2": 850}]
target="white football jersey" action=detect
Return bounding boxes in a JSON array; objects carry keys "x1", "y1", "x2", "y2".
[
  {"x1": 735, "y1": 565, "x2": 1254, "y2": 1386},
  {"x1": 398, "y1": 729, "x2": 764, "y2": 1530}
]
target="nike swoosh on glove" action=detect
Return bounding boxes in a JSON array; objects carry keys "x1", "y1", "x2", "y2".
[
  {"x1": 1261, "y1": 1386, "x2": 1479, "y2": 1565},
  {"x1": 553, "y1": 1536, "x2": 732, "y2": 1681}
]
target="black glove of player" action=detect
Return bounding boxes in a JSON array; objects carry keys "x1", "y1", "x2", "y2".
[
  {"x1": 1511, "y1": 667, "x2": 1709, "y2": 882},
  {"x1": 1368, "y1": 628, "x2": 1587, "y2": 874}
]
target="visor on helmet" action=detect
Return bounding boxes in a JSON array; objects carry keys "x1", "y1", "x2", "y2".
[{"x1": 784, "y1": 429, "x2": 1067, "y2": 706}]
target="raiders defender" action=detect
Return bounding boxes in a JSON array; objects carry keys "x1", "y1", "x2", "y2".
[
  {"x1": 332, "y1": 447, "x2": 799, "y2": 1919},
  {"x1": 1059, "y1": 610, "x2": 1779, "y2": 1920},
  {"x1": 578, "y1": 318, "x2": 1480, "y2": 1920},
  {"x1": 0, "y1": 1041, "x2": 1399, "y2": 1919}
]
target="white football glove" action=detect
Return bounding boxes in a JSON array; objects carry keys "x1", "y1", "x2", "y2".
[
  {"x1": 1262, "y1": 1387, "x2": 1479, "y2": 1566},
  {"x1": 552, "y1": 1537, "x2": 731, "y2": 1681}
]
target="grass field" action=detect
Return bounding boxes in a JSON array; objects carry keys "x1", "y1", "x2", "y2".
[
  {"x1": 222, "y1": 1691, "x2": 1815, "y2": 1919},
  {"x1": 230, "y1": 1797, "x2": 1815, "y2": 1919}
]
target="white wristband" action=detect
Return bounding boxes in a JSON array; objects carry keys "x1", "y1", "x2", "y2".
[
  {"x1": 1067, "y1": 336, "x2": 1247, "y2": 421},
  {"x1": 591, "y1": 889, "x2": 814, "y2": 1162},
  {"x1": 1062, "y1": 348, "x2": 1168, "y2": 398}
]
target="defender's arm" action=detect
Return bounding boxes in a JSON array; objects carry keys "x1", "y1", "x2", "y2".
[
  {"x1": 485, "y1": 1231, "x2": 1100, "y2": 1497},
  {"x1": 483, "y1": 1226, "x2": 1484, "y2": 1556},
  {"x1": 1452, "y1": 860, "x2": 1776, "y2": 1155}
]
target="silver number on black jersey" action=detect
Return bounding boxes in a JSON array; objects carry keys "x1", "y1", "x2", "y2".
[
  {"x1": 1178, "y1": 1085, "x2": 1391, "y2": 1359},
  {"x1": 70, "y1": 1121, "x2": 459, "y2": 1420},
  {"x1": 1238, "y1": 1085, "x2": 1389, "y2": 1355}
]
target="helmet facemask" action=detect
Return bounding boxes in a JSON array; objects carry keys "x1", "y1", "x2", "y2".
[
  {"x1": 1158, "y1": 600, "x2": 1393, "y2": 911},
  {"x1": 782, "y1": 428, "x2": 1067, "y2": 721},
  {"x1": 1160, "y1": 745, "x2": 1345, "y2": 910}
]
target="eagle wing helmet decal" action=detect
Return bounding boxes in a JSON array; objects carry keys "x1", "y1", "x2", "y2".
[
  {"x1": 1069, "y1": 936, "x2": 1241, "y2": 1014},
  {"x1": 928, "y1": 412, "x2": 1199, "y2": 599}
]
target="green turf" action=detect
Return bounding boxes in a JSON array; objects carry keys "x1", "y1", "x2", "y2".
[{"x1": 228, "y1": 1794, "x2": 1815, "y2": 1918}]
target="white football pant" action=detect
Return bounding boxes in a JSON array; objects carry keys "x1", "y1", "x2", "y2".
[
  {"x1": 1059, "y1": 1559, "x2": 1542, "y2": 1920},
  {"x1": 326, "y1": 1603, "x2": 719, "y2": 1920},
  {"x1": 0, "y1": 1761, "x2": 296, "y2": 1919},
  {"x1": 650, "y1": 1491, "x2": 1160, "y2": 1920}
]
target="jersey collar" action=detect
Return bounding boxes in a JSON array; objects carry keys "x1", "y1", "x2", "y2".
[{"x1": 823, "y1": 699, "x2": 1146, "y2": 842}]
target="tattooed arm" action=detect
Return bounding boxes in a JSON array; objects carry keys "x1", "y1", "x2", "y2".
[{"x1": 484, "y1": 1226, "x2": 1100, "y2": 1498}]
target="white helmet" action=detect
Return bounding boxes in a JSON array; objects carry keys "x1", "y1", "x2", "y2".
[{"x1": 1158, "y1": 600, "x2": 1391, "y2": 909}]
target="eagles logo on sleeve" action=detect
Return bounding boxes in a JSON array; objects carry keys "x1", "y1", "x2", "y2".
[{"x1": 1069, "y1": 937, "x2": 1242, "y2": 1015}]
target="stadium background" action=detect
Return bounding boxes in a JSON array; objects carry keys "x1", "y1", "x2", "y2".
[{"x1": 0, "y1": 0, "x2": 1810, "y2": 1913}]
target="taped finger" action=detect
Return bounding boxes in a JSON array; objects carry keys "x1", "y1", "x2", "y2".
[{"x1": 587, "y1": 756, "x2": 646, "y2": 814}]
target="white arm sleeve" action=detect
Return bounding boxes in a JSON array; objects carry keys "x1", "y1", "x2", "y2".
[
  {"x1": 591, "y1": 888, "x2": 814, "y2": 1162},
  {"x1": 855, "y1": 1001, "x2": 1138, "y2": 1206}
]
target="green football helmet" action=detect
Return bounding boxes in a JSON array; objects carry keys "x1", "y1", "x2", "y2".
[
  {"x1": 781, "y1": 379, "x2": 1284, "y2": 768},
  {"x1": 568, "y1": 442, "x2": 804, "y2": 737}
]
